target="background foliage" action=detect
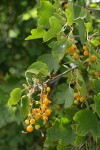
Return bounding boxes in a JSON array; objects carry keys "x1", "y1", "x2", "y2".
[{"x1": 0, "y1": 0, "x2": 100, "y2": 150}]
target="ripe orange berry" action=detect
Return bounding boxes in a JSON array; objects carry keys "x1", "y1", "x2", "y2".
[
  {"x1": 34, "y1": 113, "x2": 41, "y2": 120},
  {"x1": 36, "y1": 108, "x2": 41, "y2": 113},
  {"x1": 80, "y1": 97, "x2": 84, "y2": 102},
  {"x1": 30, "y1": 118, "x2": 35, "y2": 124},
  {"x1": 35, "y1": 125, "x2": 40, "y2": 130},
  {"x1": 45, "y1": 109, "x2": 52, "y2": 116},
  {"x1": 43, "y1": 98, "x2": 50, "y2": 105},
  {"x1": 94, "y1": 71, "x2": 100, "y2": 77},
  {"x1": 72, "y1": 53, "x2": 79, "y2": 60},
  {"x1": 71, "y1": 44, "x2": 77, "y2": 50},
  {"x1": 25, "y1": 119, "x2": 30, "y2": 125},
  {"x1": 83, "y1": 46, "x2": 87, "y2": 51},
  {"x1": 90, "y1": 55, "x2": 96, "y2": 62},
  {"x1": 41, "y1": 104, "x2": 47, "y2": 112},
  {"x1": 42, "y1": 115, "x2": 48, "y2": 121},
  {"x1": 74, "y1": 93, "x2": 80, "y2": 99},
  {"x1": 84, "y1": 51, "x2": 89, "y2": 56},
  {"x1": 40, "y1": 94, "x2": 47, "y2": 99},
  {"x1": 27, "y1": 125, "x2": 33, "y2": 132},
  {"x1": 32, "y1": 109, "x2": 37, "y2": 114},
  {"x1": 46, "y1": 87, "x2": 51, "y2": 92}
]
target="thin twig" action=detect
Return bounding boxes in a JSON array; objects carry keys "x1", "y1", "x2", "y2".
[{"x1": 45, "y1": 61, "x2": 87, "y2": 84}]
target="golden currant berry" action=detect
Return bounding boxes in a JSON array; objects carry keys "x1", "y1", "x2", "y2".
[
  {"x1": 42, "y1": 115, "x2": 48, "y2": 121},
  {"x1": 30, "y1": 118, "x2": 35, "y2": 124},
  {"x1": 84, "y1": 51, "x2": 89, "y2": 56},
  {"x1": 46, "y1": 87, "x2": 51, "y2": 92},
  {"x1": 80, "y1": 97, "x2": 84, "y2": 102},
  {"x1": 74, "y1": 100, "x2": 79, "y2": 104},
  {"x1": 94, "y1": 71, "x2": 100, "y2": 77},
  {"x1": 25, "y1": 119, "x2": 30, "y2": 125},
  {"x1": 90, "y1": 55, "x2": 96, "y2": 62},
  {"x1": 43, "y1": 98, "x2": 50, "y2": 105},
  {"x1": 40, "y1": 93, "x2": 47, "y2": 99},
  {"x1": 41, "y1": 104, "x2": 47, "y2": 112},
  {"x1": 28, "y1": 113, "x2": 32, "y2": 118},
  {"x1": 74, "y1": 93, "x2": 80, "y2": 99},
  {"x1": 27, "y1": 125, "x2": 33, "y2": 132},
  {"x1": 35, "y1": 101, "x2": 39, "y2": 105},
  {"x1": 35, "y1": 125, "x2": 40, "y2": 130},
  {"x1": 36, "y1": 108, "x2": 41, "y2": 113},
  {"x1": 71, "y1": 44, "x2": 77, "y2": 50},
  {"x1": 45, "y1": 109, "x2": 52, "y2": 116},
  {"x1": 34, "y1": 113, "x2": 41, "y2": 120},
  {"x1": 72, "y1": 53, "x2": 79, "y2": 60},
  {"x1": 32, "y1": 109, "x2": 37, "y2": 114},
  {"x1": 83, "y1": 46, "x2": 87, "y2": 51}
]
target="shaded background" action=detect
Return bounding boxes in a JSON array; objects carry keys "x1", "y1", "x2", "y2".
[{"x1": 0, "y1": 0, "x2": 100, "y2": 150}]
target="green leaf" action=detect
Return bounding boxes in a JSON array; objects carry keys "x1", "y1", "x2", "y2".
[
  {"x1": 25, "y1": 28, "x2": 46, "y2": 40},
  {"x1": 94, "y1": 94, "x2": 100, "y2": 117},
  {"x1": 46, "y1": 117, "x2": 74, "y2": 145},
  {"x1": 85, "y1": 22, "x2": 93, "y2": 32},
  {"x1": 8, "y1": 88, "x2": 22, "y2": 106},
  {"x1": 91, "y1": 37, "x2": 100, "y2": 46},
  {"x1": 79, "y1": 8, "x2": 87, "y2": 19},
  {"x1": 49, "y1": 38, "x2": 67, "y2": 61},
  {"x1": 26, "y1": 61, "x2": 49, "y2": 79},
  {"x1": 66, "y1": 1, "x2": 74, "y2": 25},
  {"x1": 93, "y1": 78, "x2": 100, "y2": 94},
  {"x1": 43, "y1": 16, "x2": 62, "y2": 42},
  {"x1": 76, "y1": 19, "x2": 86, "y2": 44},
  {"x1": 20, "y1": 95, "x2": 30, "y2": 118},
  {"x1": 38, "y1": 1, "x2": 55, "y2": 28},
  {"x1": 38, "y1": 54, "x2": 59, "y2": 73},
  {"x1": 73, "y1": 109, "x2": 100, "y2": 136},
  {"x1": 65, "y1": 106, "x2": 79, "y2": 121},
  {"x1": 54, "y1": 83, "x2": 74, "y2": 108}
]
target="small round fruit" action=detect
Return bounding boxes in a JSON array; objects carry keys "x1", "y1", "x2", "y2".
[
  {"x1": 41, "y1": 104, "x2": 47, "y2": 112},
  {"x1": 32, "y1": 109, "x2": 36, "y2": 114},
  {"x1": 84, "y1": 51, "x2": 89, "y2": 56},
  {"x1": 71, "y1": 44, "x2": 77, "y2": 50},
  {"x1": 46, "y1": 87, "x2": 51, "y2": 92},
  {"x1": 35, "y1": 101, "x2": 39, "y2": 105},
  {"x1": 80, "y1": 97, "x2": 84, "y2": 102},
  {"x1": 74, "y1": 93, "x2": 80, "y2": 99},
  {"x1": 74, "y1": 100, "x2": 79, "y2": 104},
  {"x1": 28, "y1": 113, "x2": 32, "y2": 118},
  {"x1": 42, "y1": 115, "x2": 48, "y2": 121},
  {"x1": 83, "y1": 46, "x2": 87, "y2": 51},
  {"x1": 27, "y1": 125, "x2": 33, "y2": 132},
  {"x1": 34, "y1": 113, "x2": 41, "y2": 120},
  {"x1": 73, "y1": 53, "x2": 79, "y2": 60},
  {"x1": 35, "y1": 125, "x2": 40, "y2": 130},
  {"x1": 25, "y1": 119, "x2": 29, "y2": 125},
  {"x1": 94, "y1": 71, "x2": 100, "y2": 77},
  {"x1": 40, "y1": 94, "x2": 47, "y2": 99},
  {"x1": 90, "y1": 55, "x2": 96, "y2": 62},
  {"x1": 30, "y1": 118, "x2": 35, "y2": 124},
  {"x1": 43, "y1": 98, "x2": 50, "y2": 105},
  {"x1": 45, "y1": 109, "x2": 52, "y2": 116}
]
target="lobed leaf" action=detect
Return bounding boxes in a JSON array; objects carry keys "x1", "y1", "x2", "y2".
[{"x1": 8, "y1": 88, "x2": 22, "y2": 106}]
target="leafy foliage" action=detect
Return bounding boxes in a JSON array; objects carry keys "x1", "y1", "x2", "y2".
[{"x1": 1, "y1": 0, "x2": 100, "y2": 149}]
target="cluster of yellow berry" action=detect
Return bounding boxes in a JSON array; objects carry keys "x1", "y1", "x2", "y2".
[
  {"x1": 83, "y1": 45, "x2": 97, "y2": 62},
  {"x1": 24, "y1": 86, "x2": 52, "y2": 133},
  {"x1": 74, "y1": 92, "x2": 84, "y2": 104},
  {"x1": 66, "y1": 44, "x2": 80, "y2": 60},
  {"x1": 66, "y1": 44, "x2": 97, "y2": 62}
]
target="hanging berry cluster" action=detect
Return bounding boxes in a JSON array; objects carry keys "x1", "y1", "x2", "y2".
[{"x1": 23, "y1": 80, "x2": 52, "y2": 133}]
